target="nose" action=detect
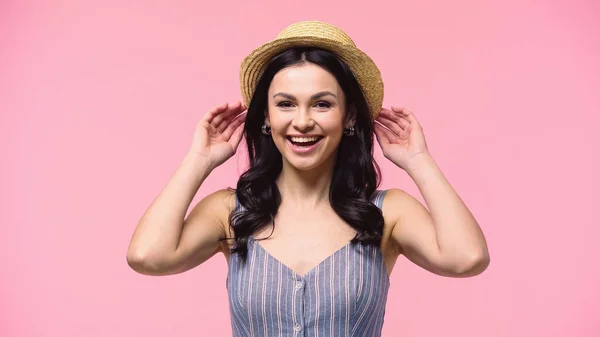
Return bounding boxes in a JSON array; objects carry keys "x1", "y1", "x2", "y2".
[{"x1": 291, "y1": 108, "x2": 315, "y2": 131}]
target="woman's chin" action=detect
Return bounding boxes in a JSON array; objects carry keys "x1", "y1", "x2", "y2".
[
  {"x1": 282, "y1": 155, "x2": 336, "y2": 173},
  {"x1": 285, "y1": 159, "x2": 321, "y2": 171},
  {"x1": 276, "y1": 140, "x2": 337, "y2": 172}
]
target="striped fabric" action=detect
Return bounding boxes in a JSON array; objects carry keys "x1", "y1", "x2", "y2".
[{"x1": 226, "y1": 190, "x2": 390, "y2": 337}]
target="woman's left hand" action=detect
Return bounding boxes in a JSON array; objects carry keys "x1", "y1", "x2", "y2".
[{"x1": 374, "y1": 106, "x2": 430, "y2": 171}]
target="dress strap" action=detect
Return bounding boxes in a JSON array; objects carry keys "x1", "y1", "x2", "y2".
[
  {"x1": 231, "y1": 193, "x2": 246, "y2": 230},
  {"x1": 370, "y1": 189, "x2": 388, "y2": 209},
  {"x1": 233, "y1": 193, "x2": 245, "y2": 213}
]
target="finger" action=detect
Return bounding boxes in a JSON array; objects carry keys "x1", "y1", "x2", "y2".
[
  {"x1": 378, "y1": 108, "x2": 410, "y2": 126},
  {"x1": 392, "y1": 106, "x2": 420, "y2": 126},
  {"x1": 389, "y1": 115, "x2": 411, "y2": 133},
  {"x1": 390, "y1": 105, "x2": 405, "y2": 113},
  {"x1": 220, "y1": 108, "x2": 246, "y2": 138},
  {"x1": 202, "y1": 103, "x2": 230, "y2": 123},
  {"x1": 222, "y1": 112, "x2": 246, "y2": 140},
  {"x1": 373, "y1": 122, "x2": 391, "y2": 145},
  {"x1": 229, "y1": 124, "x2": 245, "y2": 149},
  {"x1": 405, "y1": 112, "x2": 420, "y2": 128},
  {"x1": 383, "y1": 108, "x2": 412, "y2": 129},
  {"x1": 212, "y1": 101, "x2": 244, "y2": 129},
  {"x1": 379, "y1": 107, "x2": 405, "y2": 124},
  {"x1": 390, "y1": 106, "x2": 412, "y2": 117},
  {"x1": 375, "y1": 121, "x2": 399, "y2": 141},
  {"x1": 376, "y1": 115, "x2": 404, "y2": 136},
  {"x1": 381, "y1": 124, "x2": 399, "y2": 141},
  {"x1": 227, "y1": 116, "x2": 246, "y2": 148},
  {"x1": 217, "y1": 106, "x2": 247, "y2": 134}
]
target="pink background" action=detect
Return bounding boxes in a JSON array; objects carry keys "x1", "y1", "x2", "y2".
[{"x1": 1, "y1": 0, "x2": 599, "y2": 336}]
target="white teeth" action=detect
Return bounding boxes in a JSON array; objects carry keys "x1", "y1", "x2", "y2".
[{"x1": 290, "y1": 136, "x2": 320, "y2": 143}]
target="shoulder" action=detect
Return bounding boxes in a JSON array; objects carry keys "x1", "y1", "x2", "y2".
[
  {"x1": 377, "y1": 188, "x2": 433, "y2": 245},
  {"x1": 374, "y1": 188, "x2": 430, "y2": 254},
  {"x1": 369, "y1": 189, "x2": 388, "y2": 208},
  {"x1": 374, "y1": 188, "x2": 427, "y2": 223},
  {"x1": 188, "y1": 188, "x2": 237, "y2": 230},
  {"x1": 200, "y1": 188, "x2": 237, "y2": 210}
]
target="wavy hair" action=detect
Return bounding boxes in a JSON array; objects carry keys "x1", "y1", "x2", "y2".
[{"x1": 229, "y1": 47, "x2": 384, "y2": 261}]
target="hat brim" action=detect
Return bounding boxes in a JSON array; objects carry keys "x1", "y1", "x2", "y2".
[{"x1": 240, "y1": 36, "x2": 383, "y2": 120}]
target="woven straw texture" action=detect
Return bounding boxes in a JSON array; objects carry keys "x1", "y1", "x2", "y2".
[{"x1": 239, "y1": 21, "x2": 384, "y2": 120}]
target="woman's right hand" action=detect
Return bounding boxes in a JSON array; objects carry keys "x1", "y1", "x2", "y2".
[{"x1": 188, "y1": 101, "x2": 247, "y2": 169}]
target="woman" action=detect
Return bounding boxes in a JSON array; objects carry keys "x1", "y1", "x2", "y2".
[{"x1": 127, "y1": 21, "x2": 490, "y2": 336}]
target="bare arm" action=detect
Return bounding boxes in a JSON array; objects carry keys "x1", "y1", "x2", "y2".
[
  {"x1": 374, "y1": 107, "x2": 489, "y2": 277},
  {"x1": 126, "y1": 101, "x2": 246, "y2": 276},
  {"x1": 126, "y1": 155, "x2": 233, "y2": 276},
  {"x1": 385, "y1": 154, "x2": 490, "y2": 277}
]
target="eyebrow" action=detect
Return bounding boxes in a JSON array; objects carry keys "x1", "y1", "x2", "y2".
[{"x1": 273, "y1": 91, "x2": 338, "y2": 100}]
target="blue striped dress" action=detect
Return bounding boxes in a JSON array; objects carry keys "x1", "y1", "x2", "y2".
[{"x1": 226, "y1": 190, "x2": 389, "y2": 337}]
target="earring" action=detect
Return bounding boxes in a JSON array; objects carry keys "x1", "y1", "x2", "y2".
[
  {"x1": 344, "y1": 126, "x2": 355, "y2": 136},
  {"x1": 261, "y1": 124, "x2": 271, "y2": 135}
]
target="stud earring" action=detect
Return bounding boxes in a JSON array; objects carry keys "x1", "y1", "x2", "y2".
[
  {"x1": 343, "y1": 126, "x2": 355, "y2": 136},
  {"x1": 261, "y1": 124, "x2": 271, "y2": 135}
]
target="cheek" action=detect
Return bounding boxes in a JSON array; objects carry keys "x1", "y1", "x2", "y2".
[
  {"x1": 269, "y1": 119, "x2": 289, "y2": 135},
  {"x1": 319, "y1": 117, "x2": 345, "y2": 135}
]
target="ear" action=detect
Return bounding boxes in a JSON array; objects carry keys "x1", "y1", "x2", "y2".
[
  {"x1": 345, "y1": 117, "x2": 356, "y2": 129},
  {"x1": 345, "y1": 103, "x2": 357, "y2": 128},
  {"x1": 263, "y1": 108, "x2": 270, "y2": 125}
]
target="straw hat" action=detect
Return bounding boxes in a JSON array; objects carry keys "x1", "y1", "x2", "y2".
[{"x1": 239, "y1": 20, "x2": 384, "y2": 120}]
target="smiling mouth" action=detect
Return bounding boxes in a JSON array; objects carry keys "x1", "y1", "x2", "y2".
[{"x1": 286, "y1": 136, "x2": 324, "y2": 147}]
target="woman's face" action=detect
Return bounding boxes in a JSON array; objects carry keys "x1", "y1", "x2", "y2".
[{"x1": 266, "y1": 62, "x2": 352, "y2": 172}]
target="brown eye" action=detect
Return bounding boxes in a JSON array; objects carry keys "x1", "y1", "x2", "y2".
[
  {"x1": 277, "y1": 101, "x2": 294, "y2": 109},
  {"x1": 315, "y1": 101, "x2": 332, "y2": 109}
]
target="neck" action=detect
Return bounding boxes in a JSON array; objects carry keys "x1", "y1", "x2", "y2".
[{"x1": 276, "y1": 159, "x2": 336, "y2": 208}]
